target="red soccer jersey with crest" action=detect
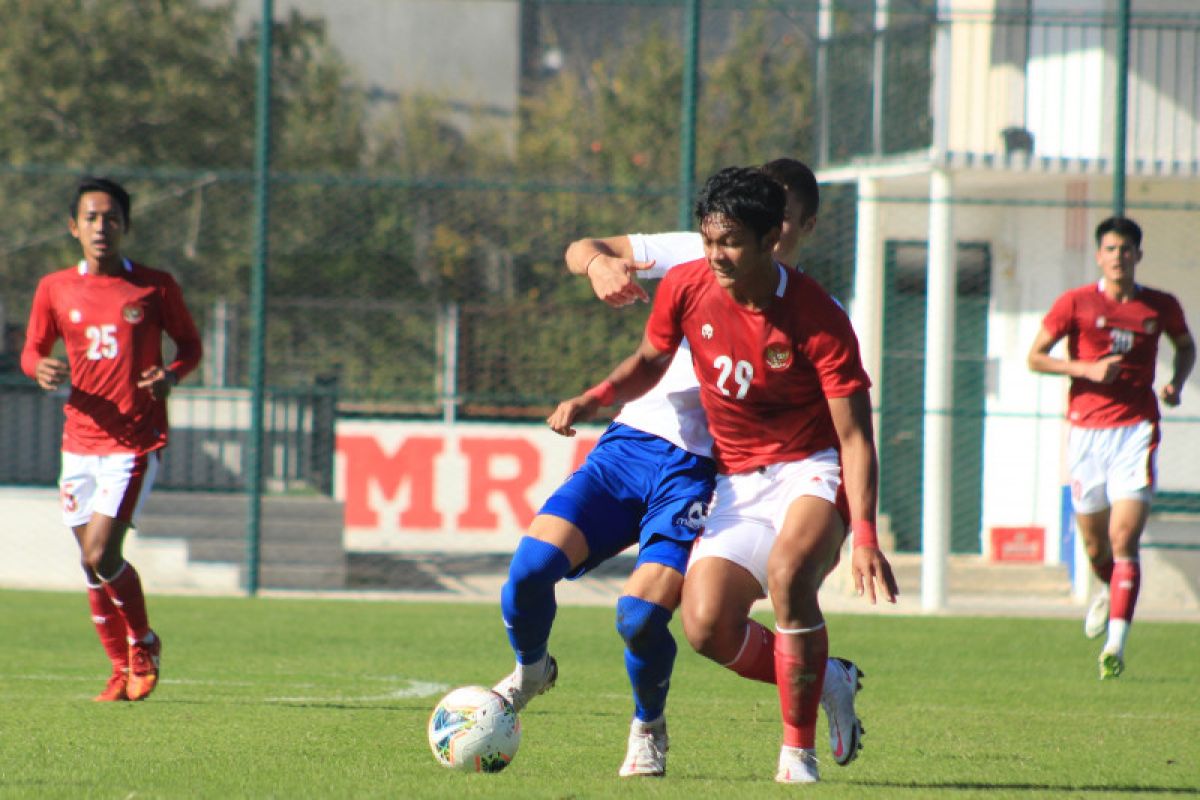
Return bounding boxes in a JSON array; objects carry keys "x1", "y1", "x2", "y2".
[
  {"x1": 646, "y1": 260, "x2": 872, "y2": 474},
  {"x1": 1041, "y1": 281, "x2": 1189, "y2": 428},
  {"x1": 21, "y1": 260, "x2": 203, "y2": 455}
]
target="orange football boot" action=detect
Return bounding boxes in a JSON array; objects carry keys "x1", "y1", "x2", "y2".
[
  {"x1": 94, "y1": 668, "x2": 130, "y2": 702},
  {"x1": 126, "y1": 632, "x2": 162, "y2": 701}
]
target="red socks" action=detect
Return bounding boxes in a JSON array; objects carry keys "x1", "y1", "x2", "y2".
[
  {"x1": 1110, "y1": 559, "x2": 1141, "y2": 623},
  {"x1": 775, "y1": 625, "x2": 829, "y2": 749},
  {"x1": 101, "y1": 562, "x2": 151, "y2": 643},
  {"x1": 725, "y1": 619, "x2": 777, "y2": 684},
  {"x1": 87, "y1": 585, "x2": 129, "y2": 669}
]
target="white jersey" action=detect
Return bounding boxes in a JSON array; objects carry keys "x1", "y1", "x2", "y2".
[{"x1": 612, "y1": 232, "x2": 712, "y2": 458}]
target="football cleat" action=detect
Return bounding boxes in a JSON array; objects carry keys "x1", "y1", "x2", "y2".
[
  {"x1": 775, "y1": 746, "x2": 820, "y2": 784},
  {"x1": 93, "y1": 668, "x2": 129, "y2": 702},
  {"x1": 1084, "y1": 586, "x2": 1110, "y2": 640},
  {"x1": 127, "y1": 631, "x2": 161, "y2": 701},
  {"x1": 619, "y1": 716, "x2": 668, "y2": 777},
  {"x1": 821, "y1": 657, "x2": 865, "y2": 766},
  {"x1": 1099, "y1": 648, "x2": 1124, "y2": 680},
  {"x1": 492, "y1": 654, "x2": 558, "y2": 713}
]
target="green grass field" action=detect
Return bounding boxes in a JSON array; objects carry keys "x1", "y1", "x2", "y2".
[{"x1": 1, "y1": 589, "x2": 1197, "y2": 799}]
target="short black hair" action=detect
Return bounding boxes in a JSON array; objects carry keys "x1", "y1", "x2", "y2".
[
  {"x1": 759, "y1": 158, "x2": 820, "y2": 221},
  {"x1": 73, "y1": 176, "x2": 131, "y2": 229},
  {"x1": 1095, "y1": 216, "x2": 1141, "y2": 248},
  {"x1": 694, "y1": 166, "x2": 786, "y2": 241}
]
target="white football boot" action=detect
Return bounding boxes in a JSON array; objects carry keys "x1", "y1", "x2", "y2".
[
  {"x1": 1084, "y1": 585, "x2": 1110, "y2": 640},
  {"x1": 492, "y1": 654, "x2": 558, "y2": 712},
  {"x1": 775, "y1": 746, "x2": 820, "y2": 784},
  {"x1": 821, "y1": 657, "x2": 865, "y2": 766},
  {"x1": 618, "y1": 716, "x2": 668, "y2": 777}
]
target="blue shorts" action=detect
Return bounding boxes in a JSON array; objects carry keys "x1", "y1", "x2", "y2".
[{"x1": 539, "y1": 423, "x2": 716, "y2": 579}]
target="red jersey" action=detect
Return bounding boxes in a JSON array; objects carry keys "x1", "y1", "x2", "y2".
[
  {"x1": 646, "y1": 260, "x2": 871, "y2": 474},
  {"x1": 21, "y1": 259, "x2": 203, "y2": 455},
  {"x1": 1042, "y1": 280, "x2": 1189, "y2": 428}
]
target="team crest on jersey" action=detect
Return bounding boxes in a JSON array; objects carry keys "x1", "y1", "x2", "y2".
[
  {"x1": 122, "y1": 303, "x2": 144, "y2": 324},
  {"x1": 69, "y1": 309, "x2": 82, "y2": 324},
  {"x1": 701, "y1": 323, "x2": 714, "y2": 340},
  {"x1": 1143, "y1": 319, "x2": 1157, "y2": 334},
  {"x1": 764, "y1": 342, "x2": 792, "y2": 370},
  {"x1": 1095, "y1": 316, "x2": 1106, "y2": 328}
]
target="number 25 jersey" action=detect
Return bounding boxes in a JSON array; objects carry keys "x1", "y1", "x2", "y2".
[{"x1": 21, "y1": 260, "x2": 202, "y2": 455}]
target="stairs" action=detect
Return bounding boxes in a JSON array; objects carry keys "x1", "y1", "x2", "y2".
[{"x1": 135, "y1": 492, "x2": 347, "y2": 590}]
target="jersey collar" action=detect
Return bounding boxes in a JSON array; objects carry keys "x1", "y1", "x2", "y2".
[
  {"x1": 78, "y1": 257, "x2": 133, "y2": 275},
  {"x1": 775, "y1": 262, "x2": 788, "y2": 297}
]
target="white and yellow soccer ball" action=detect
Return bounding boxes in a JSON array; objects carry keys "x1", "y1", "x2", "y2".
[{"x1": 427, "y1": 686, "x2": 521, "y2": 773}]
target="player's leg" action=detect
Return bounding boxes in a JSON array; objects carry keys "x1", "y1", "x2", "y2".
[
  {"x1": 61, "y1": 454, "x2": 128, "y2": 701},
  {"x1": 769, "y1": 495, "x2": 844, "y2": 784},
  {"x1": 615, "y1": 557, "x2": 684, "y2": 777},
  {"x1": 493, "y1": 512, "x2": 584, "y2": 710},
  {"x1": 1099, "y1": 499, "x2": 1148, "y2": 678},
  {"x1": 680, "y1": 470, "x2": 773, "y2": 677},
  {"x1": 1068, "y1": 425, "x2": 1116, "y2": 639},
  {"x1": 613, "y1": 446, "x2": 714, "y2": 776},
  {"x1": 1095, "y1": 420, "x2": 1155, "y2": 679},
  {"x1": 85, "y1": 452, "x2": 161, "y2": 701}
]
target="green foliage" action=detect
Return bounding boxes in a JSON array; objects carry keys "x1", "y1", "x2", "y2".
[
  {"x1": 2, "y1": 589, "x2": 1198, "y2": 798},
  {"x1": 0, "y1": 2, "x2": 828, "y2": 408}
]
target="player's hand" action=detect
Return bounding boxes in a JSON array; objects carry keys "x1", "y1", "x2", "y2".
[
  {"x1": 851, "y1": 545, "x2": 899, "y2": 605},
  {"x1": 34, "y1": 357, "x2": 69, "y2": 391},
  {"x1": 588, "y1": 255, "x2": 654, "y2": 308},
  {"x1": 1082, "y1": 354, "x2": 1123, "y2": 384},
  {"x1": 546, "y1": 394, "x2": 601, "y2": 437},
  {"x1": 138, "y1": 366, "x2": 177, "y2": 400},
  {"x1": 1160, "y1": 382, "x2": 1183, "y2": 407}
]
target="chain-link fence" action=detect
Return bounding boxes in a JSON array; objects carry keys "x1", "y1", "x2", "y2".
[{"x1": 2, "y1": 1, "x2": 1198, "y2": 594}]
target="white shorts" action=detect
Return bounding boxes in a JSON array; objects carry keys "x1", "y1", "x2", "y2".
[
  {"x1": 688, "y1": 448, "x2": 843, "y2": 595},
  {"x1": 1067, "y1": 421, "x2": 1158, "y2": 515},
  {"x1": 59, "y1": 451, "x2": 160, "y2": 528}
]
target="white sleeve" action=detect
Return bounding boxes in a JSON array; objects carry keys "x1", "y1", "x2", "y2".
[{"x1": 628, "y1": 232, "x2": 704, "y2": 279}]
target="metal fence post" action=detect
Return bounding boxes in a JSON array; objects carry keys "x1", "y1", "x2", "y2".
[{"x1": 246, "y1": 0, "x2": 274, "y2": 597}]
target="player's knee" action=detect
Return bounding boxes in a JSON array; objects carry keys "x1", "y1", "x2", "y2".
[
  {"x1": 615, "y1": 595, "x2": 671, "y2": 653},
  {"x1": 503, "y1": 537, "x2": 571, "y2": 601},
  {"x1": 680, "y1": 605, "x2": 739, "y2": 663}
]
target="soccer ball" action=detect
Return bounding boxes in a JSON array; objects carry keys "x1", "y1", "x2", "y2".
[{"x1": 427, "y1": 686, "x2": 521, "y2": 773}]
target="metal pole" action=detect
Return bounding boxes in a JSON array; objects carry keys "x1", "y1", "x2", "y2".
[
  {"x1": 246, "y1": 0, "x2": 274, "y2": 596},
  {"x1": 921, "y1": 167, "x2": 955, "y2": 613},
  {"x1": 677, "y1": 0, "x2": 699, "y2": 230},
  {"x1": 1112, "y1": 0, "x2": 1130, "y2": 217},
  {"x1": 442, "y1": 302, "x2": 459, "y2": 426}
]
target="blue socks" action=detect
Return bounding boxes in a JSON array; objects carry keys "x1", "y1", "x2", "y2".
[
  {"x1": 500, "y1": 537, "x2": 571, "y2": 665},
  {"x1": 615, "y1": 595, "x2": 676, "y2": 723}
]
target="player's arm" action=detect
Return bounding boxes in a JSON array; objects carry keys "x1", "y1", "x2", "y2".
[
  {"x1": 546, "y1": 334, "x2": 673, "y2": 437},
  {"x1": 1160, "y1": 330, "x2": 1195, "y2": 407},
  {"x1": 137, "y1": 277, "x2": 203, "y2": 400},
  {"x1": 20, "y1": 281, "x2": 68, "y2": 391},
  {"x1": 827, "y1": 390, "x2": 898, "y2": 604},
  {"x1": 1027, "y1": 325, "x2": 1121, "y2": 384},
  {"x1": 565, "y1": 235, "x2": 654, "y2": 307}
]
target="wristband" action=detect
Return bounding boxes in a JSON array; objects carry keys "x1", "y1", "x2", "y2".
[
  {"x1": 851, "y1": 520, "x2": 878, "y2": 549},
  {"x1": 584, "y1": 379, "x2": 616, "y2": 407}
]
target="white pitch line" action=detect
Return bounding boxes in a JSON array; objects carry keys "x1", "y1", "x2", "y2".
[{"x1": 265, "y1": 679, "x2": 448, "y2": 703}]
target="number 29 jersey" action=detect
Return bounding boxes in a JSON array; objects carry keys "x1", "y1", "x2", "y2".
[
  {"x1": 21, "y1": 260, "x2": 203, "y2": 455},
  {"x1": 645, "y1": 259, "x2": 871, "y2": 475}
]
